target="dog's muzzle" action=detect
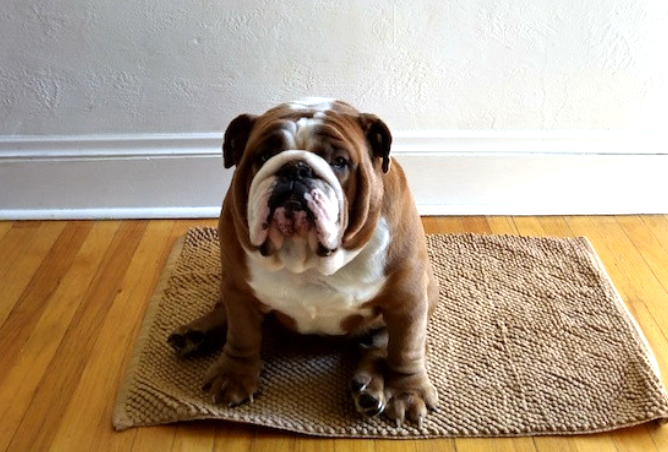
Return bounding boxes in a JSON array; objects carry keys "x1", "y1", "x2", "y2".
[
  {"x1": 263, "y1": 161, "x2": 317, "y2": 252},
  {"x1": 268, "y1": 161, "x2": 313, "y2": 213},
  {"x1": 247, "y1": 151, "x2": 345, "y2": 260}
]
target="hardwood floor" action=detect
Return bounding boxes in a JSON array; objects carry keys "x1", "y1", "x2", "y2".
[{"x1": 1, "y1": 216, "x2": 668, "y2": 452}]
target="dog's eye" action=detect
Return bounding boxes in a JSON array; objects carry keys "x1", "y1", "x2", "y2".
[{"x1": 331, "y1": 156, "x2": 349, "y2": 170}]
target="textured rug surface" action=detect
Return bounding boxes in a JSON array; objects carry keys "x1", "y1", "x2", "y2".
[{"x1": 113, "y1": 228, "x2": 668, "y2": 438}]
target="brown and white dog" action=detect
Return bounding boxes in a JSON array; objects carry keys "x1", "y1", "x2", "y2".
[{"x1": 168, "y1": 98, "x2": 439, "y2": 426}]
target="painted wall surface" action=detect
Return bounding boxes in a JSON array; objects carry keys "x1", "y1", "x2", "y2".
[{"x1": 1, "y1": 0, "x2": 667, "y2": 136}]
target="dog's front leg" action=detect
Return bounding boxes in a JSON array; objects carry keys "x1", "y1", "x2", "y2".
[
  {"x1": 351, "y1": 292, "x2": 439, "y2": 426},
  {"x1": 203, "y1": 286, "x2": 264, "y2": 406},
  {"x1": 381, "y1": 294, "x2": 439, "y2": 427}
]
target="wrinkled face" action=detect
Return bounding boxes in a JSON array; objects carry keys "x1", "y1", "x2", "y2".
[
  {"x1": 248, "y1": 147, "x2": 345, "y2": 259},
  {"x1": 224, "y1": 99, "x2": 392, "y2": 274}
]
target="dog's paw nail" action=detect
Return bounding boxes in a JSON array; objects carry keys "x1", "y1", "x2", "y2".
[{"x1": 350, "y1": 379, "x2": 367, "y2": 393}]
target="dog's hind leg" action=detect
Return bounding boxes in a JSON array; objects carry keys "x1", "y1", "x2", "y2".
[{"x1": 168, "y1": 301, "x2": 228, "y2": 357}]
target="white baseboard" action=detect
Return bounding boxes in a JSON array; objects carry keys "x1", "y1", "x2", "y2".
[{"x1": 1, "y1": 132, "x2": 667, "y2": 220}]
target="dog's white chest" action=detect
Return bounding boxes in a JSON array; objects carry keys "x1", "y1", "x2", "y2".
[{"x1": 247, "y1": 220, "x2": 390, "y2": 335}]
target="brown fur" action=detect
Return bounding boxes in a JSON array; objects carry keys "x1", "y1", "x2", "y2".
[{"x1": 168, "y1": 100, "x2": 439, "y2": 424}]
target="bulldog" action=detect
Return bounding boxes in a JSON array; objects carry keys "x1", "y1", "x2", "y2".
[{"x1": 168, "y1": 98, "x2": 439, "y2": 426}]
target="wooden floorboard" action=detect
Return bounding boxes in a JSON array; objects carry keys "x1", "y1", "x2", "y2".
[{"x1": 1, "y1": 216, "x2": 667, "y2": 452}]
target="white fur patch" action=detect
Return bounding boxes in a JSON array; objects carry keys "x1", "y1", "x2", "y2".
[
  {"x1": 247, "y1": 218, "x2": 391, "y2": 335},
  {"x1": 288, "y1": 97, "x2": 334, "y2": 112}
]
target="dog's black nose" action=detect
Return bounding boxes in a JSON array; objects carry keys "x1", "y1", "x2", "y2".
[{"x1": 277, "y1": 161, "x2": 313, "y2": 181}]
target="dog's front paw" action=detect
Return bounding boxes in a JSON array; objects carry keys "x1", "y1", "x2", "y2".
[
  {"x1": 202, "y1": 355, "x2": 262, "y2": 406},
  {"x1": 383, "y1": 372, "x2": 439, "y2": 427},
  {"x1": 352, "y1": 366, "x2": 438, "y2": 427}
]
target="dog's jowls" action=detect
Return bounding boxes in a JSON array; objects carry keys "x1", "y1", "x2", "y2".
[{"x1": 168, "y1": 98, "x2": 439, "y2": 426}]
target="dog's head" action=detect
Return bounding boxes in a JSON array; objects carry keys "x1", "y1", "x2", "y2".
[{"x1": 223, "y1": 98, "x2": 392, "y2": 274}]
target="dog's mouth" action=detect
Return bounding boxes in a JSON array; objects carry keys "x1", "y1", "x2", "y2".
[
  {"x1": 265, "y1": 179, "x2": 314, "y2": 240},
  {"x1": 248, "y1": 157, "x2": 343, "y2": 260},
  {"x1": 268, "y1": 179, "x2": 311, "y2": 218}
]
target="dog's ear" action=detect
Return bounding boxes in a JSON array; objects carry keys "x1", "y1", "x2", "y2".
[
  {"x1": 359, "y1": 114, "x2": 392, "y2": 173},
  {"x1": 223, "y1": 114, "x2": 256, "y2": 168}
]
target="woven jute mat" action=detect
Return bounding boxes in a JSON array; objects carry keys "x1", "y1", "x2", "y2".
[{"x1": 113, "y1": 227, "x2": 668, "y2": 438}]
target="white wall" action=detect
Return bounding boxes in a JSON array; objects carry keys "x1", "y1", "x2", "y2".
[
  {"x1": 2, "y1": 0, "x2": 667, "y2": 135},
  {"x1": 1, "y1": 0, "x2": 668, "y2": 218}
]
